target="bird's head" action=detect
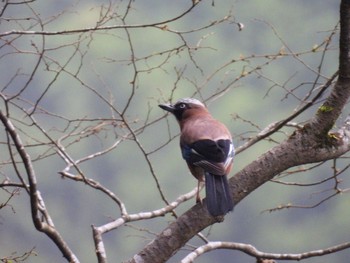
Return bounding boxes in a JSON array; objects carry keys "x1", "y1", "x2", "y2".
[{"x1": 159, "y1": 98, "x2": 208, "y2": 122}]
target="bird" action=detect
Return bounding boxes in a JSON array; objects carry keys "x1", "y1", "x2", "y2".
[{"x1": 159, "y1": 98, "x2": 234, "y2": 217}]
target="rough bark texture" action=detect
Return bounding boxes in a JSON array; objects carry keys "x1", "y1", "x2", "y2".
[
  {"x1": 127, "y1": 1, "x2": 350, "y2": 262},
  {"x1": 340, "y1": 0, "x2": 350, "y2": 79}
]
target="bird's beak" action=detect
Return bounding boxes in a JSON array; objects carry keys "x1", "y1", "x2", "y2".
[{"x1": 159, "y1": 103, "x2": 175, "y2": 113}]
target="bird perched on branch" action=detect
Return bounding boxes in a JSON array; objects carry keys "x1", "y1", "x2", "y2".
[{"x1": 159, "y1": 98, "x2": 234, "y2": 217}]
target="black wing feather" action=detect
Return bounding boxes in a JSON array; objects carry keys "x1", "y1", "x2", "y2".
[
  {"x1": 182, "y1": 139, "x2": 232, "y2": 175},
  {"x1": 190, "y1": 139, "x2": 231, "y2": 162}
]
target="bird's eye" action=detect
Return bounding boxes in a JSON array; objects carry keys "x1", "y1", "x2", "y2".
[{"x1": 178, "y1": 103, "x2": 187, "y2": 109}]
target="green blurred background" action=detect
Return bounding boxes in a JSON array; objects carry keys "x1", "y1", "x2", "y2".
[{"x1": 1, "y1": 0, "x2": 349, "y2": 262}]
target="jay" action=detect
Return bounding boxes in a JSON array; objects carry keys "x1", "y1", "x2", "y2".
[{"x1": 159, "y1": 98, "x2": 234, "y2": 217}]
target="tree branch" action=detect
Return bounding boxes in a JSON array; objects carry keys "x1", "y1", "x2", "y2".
[
  {"x1": 91, "y1": 186, "x2": 201, "y2": 262},
  {"x1": 0, "y1": 109, "x2": 79, "y2": 263},
  {"x1": 181, "y1": 240, "x2": 350, "y2": 262},
  {"x1": 0, "y1": 3, "x2": 198, "y2": 37}
]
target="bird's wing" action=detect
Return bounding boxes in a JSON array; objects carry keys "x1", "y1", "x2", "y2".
[{"x1": 181, "y1": 139, "x2": 234, "y2": 175}]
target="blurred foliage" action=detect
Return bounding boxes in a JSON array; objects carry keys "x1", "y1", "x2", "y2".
[{"x1": 1, "y1": 1, "x2": 349, "y2": 263}]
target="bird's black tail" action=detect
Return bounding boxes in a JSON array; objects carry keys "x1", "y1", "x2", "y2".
[{"x1": 205, "y1": 172, "x2": 234, "y2": 217}]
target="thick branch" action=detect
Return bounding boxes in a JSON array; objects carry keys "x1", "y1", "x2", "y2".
[
  {"x1": 310, "y1": 0, "x2": 350, "y2": 135},
  {"x1": 340, "y1": 0, "x2": 350, "y2": 79}
]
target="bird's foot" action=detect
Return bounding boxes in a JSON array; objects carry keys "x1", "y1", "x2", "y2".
[{"x1": 196, "y1": 196, "x2": 203, "y2": 205}]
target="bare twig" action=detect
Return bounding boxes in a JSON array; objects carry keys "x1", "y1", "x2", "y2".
[
  {"x1": 181, "y1": 240, "x2": 350, "y2": 263},
  {"x1": 0, "y1": 3, "x2": 199, "y2": 37},
  {"x1": 92, "y1": 186, "x2": 200, "y2": 262}
]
